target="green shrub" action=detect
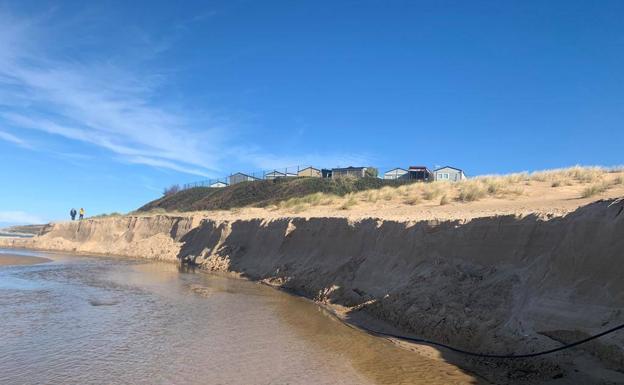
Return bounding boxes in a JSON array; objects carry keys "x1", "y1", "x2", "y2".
[{"x1": 365, "y1": 168, "x2": 379, "y2": 178}]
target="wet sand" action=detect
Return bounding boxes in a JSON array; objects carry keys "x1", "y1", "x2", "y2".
[
  {"x1": 0, "y1": 254, "x2": 52, "y2": 266},
  {"x1": 0, "y1": 251, "x2": 485, "y2": 385}
]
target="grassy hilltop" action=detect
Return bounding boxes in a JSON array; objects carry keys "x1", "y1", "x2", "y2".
[
  {"x1": 138, "y1": 176, "x2": 409, "y2": 212},
  {"x1": 137, "y1": 166, "x2": 624, "y2": 217}
]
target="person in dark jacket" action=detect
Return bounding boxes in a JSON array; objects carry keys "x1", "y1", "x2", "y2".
[{"x1": 70, "y1": 208, "x2": 77, "y2": 221}]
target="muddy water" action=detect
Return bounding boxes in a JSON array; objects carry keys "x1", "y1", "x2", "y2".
[{"x1": 0, "y1": 250, "x2": 483, "y2": 385}]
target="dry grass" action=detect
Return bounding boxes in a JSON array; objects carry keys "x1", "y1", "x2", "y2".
[
  {"x1": 397, "y1": 186, "x2": 410, "y2": 197},
  {"x1": 364, "y1": 191, "x2": 379, "y2": 203},
  {"x1": 581, "y1": 182, "x2": 611, "y2": 198},
  {"x1": 403, "y1": 194, "x2": 421, "y2": 205},
  {"x1": 485, "y1": 180, "x2": 502, "y2": 194},
  {"x1": 501, "y1": 172, "x2": 530, "y2": 184},
  {"x1": 264, "y1": 166, "x2": 623, "y2": 213},
  {"x1": 457, "y1": 182, "x2": 487, "y2": 202},
  {"x1": 531, "y1": 166, "x2": 604, "y2": 184},
  {"x1": 339, "y1": 194, "x2": 358, "y2": 210},
  {"x1": 422, "y1": 185, "x2": 442, "y2": 200},
  {"x1": 291, "y1": 205, "x2": 306, "y2": 213},
  {"x1": 279, "y1": 192, "x2": 340, "y2": 212}
]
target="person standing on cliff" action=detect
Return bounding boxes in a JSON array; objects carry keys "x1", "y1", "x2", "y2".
[
  {"x1": 70, "y1": 208, "x2": 77, "y2": 221},
  {"x1": 79, "y1": 208, "x2": 85, "y2": 220}
]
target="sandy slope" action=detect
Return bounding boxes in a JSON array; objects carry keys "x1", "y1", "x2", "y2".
[{"x1": 2, "y1": 193, "x2": 624, "y2": 384}]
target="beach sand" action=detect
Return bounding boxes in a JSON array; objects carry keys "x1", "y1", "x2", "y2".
[{"x1": 0, "y1": 254, "x2": 52, "y2": 266}]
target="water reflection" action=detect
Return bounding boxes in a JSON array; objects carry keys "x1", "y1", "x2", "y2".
[{"x1": 0, "y1": 250, "x2": 483, "y2": 385}]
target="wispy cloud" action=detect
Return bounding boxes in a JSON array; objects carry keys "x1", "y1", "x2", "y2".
[
  {"x1": 0, "y1": 9, "x2": 367, "y2": 179},
  {"x1": 0, "y1": 9, "x2": 224, "y2": 176},
  {"x1": 0, "y1": 129, "x2": 30, "y2": 148}
]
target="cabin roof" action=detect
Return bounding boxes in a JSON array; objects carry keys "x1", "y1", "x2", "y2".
[
  {"x1": 299, "y1": 166, "x2": 321, "y2": 172},
  {"x1": 433, "y1": 166, "x2": 463, "y2": 172},
  {"x1": 384, "y1": 168, "x2": 408, "y2": 173}
]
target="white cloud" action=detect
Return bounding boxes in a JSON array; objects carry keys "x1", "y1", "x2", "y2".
[
  {"x1": 0, "y1": 129, "x2": 30, "y2": 148},
  {"x1": 0, "y1": 9, "x2": 367, "y2": 180},
  {"x1": 0, "y1": 10, "x2": 224, "y2": 176},
  {"x1": 123, "y1": 155, "x2": 212, "y2": 177},
  {"x1": 0, "y1": 211, "x2": 45, "y2": 225}
]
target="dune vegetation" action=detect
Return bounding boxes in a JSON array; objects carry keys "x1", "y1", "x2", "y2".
[
  {"x1": 136, "y1": 166, "x2": 624, "y2": 219},
  {"x1": 266, "y1": 166, "x2": 624, "y2": 214}
]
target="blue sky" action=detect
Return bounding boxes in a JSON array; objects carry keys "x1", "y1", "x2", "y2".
[{"x1": 0, "y1": 0, "x2": 623, "y2": 225}]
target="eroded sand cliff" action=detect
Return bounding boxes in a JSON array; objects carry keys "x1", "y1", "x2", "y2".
[{"x1": 2, "y1": 198, "x2": 624, "y2": 384}]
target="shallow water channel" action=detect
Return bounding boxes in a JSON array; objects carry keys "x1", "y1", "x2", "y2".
[{"x1": 0, "y1": 249, "x2": 483, "y2": 385}]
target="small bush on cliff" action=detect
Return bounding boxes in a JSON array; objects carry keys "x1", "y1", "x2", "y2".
[
  {"x1": 163, "y1": 184, "x2": 181, "y2": 196},
  {"x1": 91, "y1": 212, "x2": 123, "y2": 218}
]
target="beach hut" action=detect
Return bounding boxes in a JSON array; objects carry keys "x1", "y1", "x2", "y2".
[
  {"x1": 229, "y1": 172, "x2": 259, "y2": 185},
  {"x1": 408, "y1": 166, "x2": 433, "y2": 182},
  {"x1": 384, "y1": 168, "x2": 409, "y2": 180},
  {"x1": 265, "y1": 170, "x2": 297, "y2": 180},
  {"x1": 297, "y1": 167, "x2": 321, "y2": 177},
  {"x1": 332, "y1": 166, "x2": 369, "y2": 179},
  {"x1": 433, "y1": 166, "x2": 466, "y2": 182}
]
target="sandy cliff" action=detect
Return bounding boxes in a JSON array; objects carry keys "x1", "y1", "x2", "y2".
[{"x1": 2, "y1": 198, "x2": 624, "y2": 383}]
